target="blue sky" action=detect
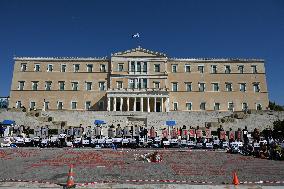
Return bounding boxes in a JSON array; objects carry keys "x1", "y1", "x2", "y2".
[{"x1": 0, "y1": 0, "x2": 284, "y2": 104}]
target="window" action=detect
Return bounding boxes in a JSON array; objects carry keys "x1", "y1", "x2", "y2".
[
  {"x1": 72, "y1": 82, "x2": 78, "y2": 91},
  {"x1": 228, "y1": 102, "x2": 234, "y2": 111},
  {"x1": 185, "y1": 65, "x2": 191, "y2": 73},
  {"x1": 214, "y1": 103, "x2": 220, "y2": 111},
  {"x1": 32, "y1": 81, "x2": 38, "y2": 91},
  {"x1": 118, "y1": 64, "x2": 124, "y2": 72},
  {"x1": 240, "y1": 83, "x2": 246, "y2": 92},
  {"x1": 173, "y1": 102, "x2": 178, "y2": 111},
  {"x1": 186, "y1": 102, "x2": 192, "y2": 110},
  {"x1": 225, "y1": 83, "x2": 233, "y2": 92},
  {"x1": 87, "y1": 64, "x2": 93, "y2": 72},
  {"x1": 137, "y1": 62, "x2": 141, "y2": 72},
  {"x1": 57, "y1": 101, "x2": 63, "y2": 110},
  {"x1": 71, "y1": 102, "x2": 77, "y2": 110},
  {"x1": 16, "y1": 101, "x2": 22, "y2": 108},
  {"x1": 212, "y1": 83, "x2": 219, "y2": 92},
  {"x1": 143, "y1": 62, "x2": 147, "y2": 72},
  {"x1": 154, "y1": 64, "x2": 160, "y2": 72},
  {"x1": 211, "y1": 65, "x2": 217, "y2": 74},
  {"x1": 34, "y1": 64, "x2": 40, "y2": 72},
  {"x1": 45, "y1": 81, "x2": 52, "y2": 91},
  {"x1": 86, "y1": 82, "x2": 92, "y2": 91},
  {"x1": 198, "y1": 65, "x2": 204, "y2": 73},
  {"x1": 199, "y1": 83, "x2": 205, "y2": 92},
  {"x1": 256, "y1": 103, "x2": 262, "y2": 110},
  {"x1": 154, "y1": 82, "x2": 160, "y2": 89},
  {"x1": 21, "y1": 63, "x2": 27, "y2": 72},
  {"x1": 142, "y1": 78, "x2": 147, "y2": 88},
  {"x1": 129, "y1": 79, "x2": 135, "y2": 89},
  {"x1": 225, "y1": 65, "x2": 231, "y2": 74},
  {"x1": 47, "y1": 64, "x2": 53, "y2": 72},
  {"x1": 253, "y1": 83, "x2": 260, "y2": 92},
  {"x1": 74, "y1": 64, "x2": 80, "y2": 72},
  {"x1": 100, "y1": 64, "x2": 106, "y2": 72},
  {"x1": 172, "y1": 82, "x2": 178, "y2": 92},
  {"x1": 130, "y1": 61, "x2": 135, "y2": 72},
  {"x1": 185, "y1": 82, "x2": 192, "y2": 92},
  {"x1": 238, "y1": 65, "x2": 244, "y2": 74},
  {"x1": 251, "y1": 65, "x2": 257, "y2": 74},
  {"x1": 44, "y1": 101, "x2": 49, "y2": 110},
  {"x1": 99, "y1": 82, "x2": 105, "y2": 91},
  {"x1": 59, "y1": 81, "x2": 65, "y2": 91},
  {"x1": 172, "y1": 64, "x2": 177, "y2": 73},
  {"x1": 116, "y1": 81, "x2": 123, "y2": 89},
  {"x1": 200, "y1": 102, "x2": 206, "y2": 110},
  {"x1": 30, "y1": 102, "x2": 36, "y2": 110},
  {"x1": 85, "y1": 101, "x2": 91, "y2": 110},
  {"x1": 99, "y1": 101, "x2": 104, "y2": 110},
  {"x1": 18, "y1": 81, "x2": 25, "y2": 90},
  {"x1": 61, "y1": 64, "x2": 66, "y2": 72},
  {"x1": 242, "y1": 102, "x2": 248, "y2": 111}
]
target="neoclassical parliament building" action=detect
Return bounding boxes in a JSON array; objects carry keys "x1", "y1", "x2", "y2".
[{"x1": 9, "y1": 47, "x2": 269, "y2": 112}]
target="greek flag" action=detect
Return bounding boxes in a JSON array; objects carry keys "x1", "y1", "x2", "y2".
[{"x1": 132, "y1": 33, "x2": 140, "y2": 38}]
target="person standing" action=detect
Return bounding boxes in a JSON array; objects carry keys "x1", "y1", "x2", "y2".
[{"x1": 243, "y1": 126, "x2": 249, "y2": 144}]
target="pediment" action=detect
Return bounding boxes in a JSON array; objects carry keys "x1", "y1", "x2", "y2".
[{"x1": 112, "y1": 46, "x2": 167, "y2": 57}]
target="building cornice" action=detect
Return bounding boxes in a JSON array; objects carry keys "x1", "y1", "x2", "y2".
[
  {"x1": 14, "y1": 57, "x2": 109, "y2": 61},
  {"x1": 168, "y1": 58, "x2": 265, "y2": 62}
]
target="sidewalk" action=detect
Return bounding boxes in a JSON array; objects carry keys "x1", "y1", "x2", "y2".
[{"x1": 0, "y1": 182, "x2": 283, "y2": 189}]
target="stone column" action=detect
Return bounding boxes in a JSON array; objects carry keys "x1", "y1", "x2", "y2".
[
  {"x1": 134, "y1": 97, "x2": 136, "y2": 111},
  {"x1": 166, "y1": 97, "x2": 170, "y2": 112},
  {"x1": 113, "y1": 97, "x2": 117, "y2": 111},
  {"x1": 120, "y1": 97, "x2": 123, "y2": 111},
  {"x1": 147, "y1": 97, "x2": 150, "y2": 112},
  {"x1": 154, "y1": 97, "x2": 156, "y2": 112},
  {"x1": 127, "y1": 97, "x2": 130, "y2": 111},
  {"x1": 107, "y1": 97, "x2": 111, "y2": 111},
  {"x1": 141, "y1": 97, "x2": 143, "y2": 112},
  {"x1": 161, "y1": 97, "x2": 163, "y2": 112}
]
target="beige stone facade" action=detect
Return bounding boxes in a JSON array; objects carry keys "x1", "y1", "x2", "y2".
[{"x1": 9, "y1": 47, "x2": 269, "y2": 112}]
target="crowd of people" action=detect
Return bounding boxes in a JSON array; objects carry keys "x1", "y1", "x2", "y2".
[{"x1": 0, "y1": 123, "x2": 283, "y2": 160}]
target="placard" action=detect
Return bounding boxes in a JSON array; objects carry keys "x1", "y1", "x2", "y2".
[
  {"x1": 189, "y1": 129, "x2": 195, "y2": 138},
  {"x1": 220, "y1": 131, "x2": 226, "y2": 140},
  {"x1": 196, "y1": 129, "x2": 203, "y2": 138},
  {"x1": 205, "y1": 129, "x2": 212, "y2": 138}
]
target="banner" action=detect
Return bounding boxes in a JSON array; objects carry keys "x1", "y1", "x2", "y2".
[
  {"x1": 220, "y1": 131, "x2": 226, "y2": 140},
  {"x1": 181, "y1": 129, "x2": 188, "y2": 139},
  {"x1": 189, "y1": 129, "x2": 195, "y2": 138},
  {"x1": 74, "y1": 127, "x2": 83, "y2": 137},
  {"x1": 162, "y1": 129, "x2": 168, "y2": 138},
  {"x1": 205, "y1": 129, "x2": 212, "y2": 138},
  {"x1": 171, "y1": 128, "x2": 177, "y2": 138},
  {"x1": 66, "y1": 128, "x2": 73, "y2": 137},
  {"x1": 236, "y1": 131, "x2": 242, "y2": 140},
  {"x1": 34, "y1": 126, "x2": 41, "y2": 137},
  {"x1": 41, "y1": 127, "x2": 48, "y2": 139},
  {"x1": 86, "y1": 127, "x2": 92, "y2": 137},
  {"x1": 229, "y1": 131, "x2": 235, "y2": 140},
  {"x1": 196, "y1": 129, "x2": 203, "y2": 138},
  {"x1": 150, "y1": 128, "x2": 155, "y2": 138}
]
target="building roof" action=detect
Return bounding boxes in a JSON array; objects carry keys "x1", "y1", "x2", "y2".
[{"x1": 13, "y1": 57, "x2": 108, "y2": 61}]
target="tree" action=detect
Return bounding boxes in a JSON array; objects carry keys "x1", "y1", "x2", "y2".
[{"x1": 269, "y1": 101, "x2": 284, "y2": 111}]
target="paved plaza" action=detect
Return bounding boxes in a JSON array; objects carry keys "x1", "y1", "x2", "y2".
[{"x1": 0, "y1": 148, "x2": 284, "y2": 187}]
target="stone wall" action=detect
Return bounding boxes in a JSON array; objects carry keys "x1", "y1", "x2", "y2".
[{"x1": 0, "y1": 109, "x2": 283, "y2": 131}]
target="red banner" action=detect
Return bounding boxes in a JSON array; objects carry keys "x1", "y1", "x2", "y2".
[
  {"x1": 229, "y1": 131, "x2": 235, "y2": 140},
  {"x1": 150, "y1": 128, "x2": 155, "y2": 138},
  {"x1": 162, "y1": 129, "x2": 168, "y2": 138},
  {"x1": 220, "y1": 131, "x2": 226, "y2": 140},
  {"x1": 196, "y1": 129, "x2": 203, "y2": 138},
  {"x1": 189, "y1": 129, "x2": 195, "y2": 138},
  {"x1": 236, "y1": 131, "x2": 242, "y2": 140},
  {"x1": 171, "y1": 128, "x2": 177, "y2": 138},
  {"x1": 205, "y1": 129, "x2": 212, "y2": 138}
]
